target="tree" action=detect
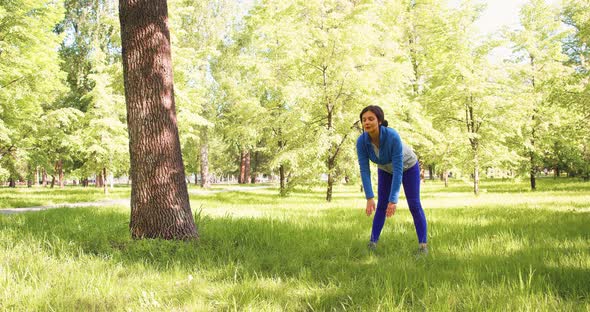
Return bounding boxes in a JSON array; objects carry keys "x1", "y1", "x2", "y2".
[
  {"x1": 508, "y1": 0, "x2": 573, "y2": 190},
  {"x1": 169, "y1": 0, "x2": 240, "y2": 188},
  {"x1": 227, "y1": 1, "x2": 317, "y2": 195},
  {"x1": 119, "y1": 0, "x2": 197, "y2": 240},
  {"x1": 0, "y1": 0, "x2": 66, "y2": 183},
  {"x1": 560, "y1": 0, "x2": 590, "y2": 180},
  {"x1": 294, "y1": 0, "x2": 388, "y2": 202}
]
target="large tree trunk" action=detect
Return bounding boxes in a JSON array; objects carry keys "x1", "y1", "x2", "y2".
[
  {"x1": 199, "y1": 127, "x2": 210, "y2": 188},
  {"x1": 119, "y1": 0, "x2": 197, "y2": 240}
]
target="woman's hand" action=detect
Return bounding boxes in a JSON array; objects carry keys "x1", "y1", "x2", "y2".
[
  {"x1": 366, "y1": 198, "x2": 376, "y2": 216},
  {"x1": 386, "y1": 202, "x2": 397, "y2": 217}
]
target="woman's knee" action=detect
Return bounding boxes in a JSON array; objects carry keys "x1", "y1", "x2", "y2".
[{"x1": 406, "y1": 198, "x2": 423, "y2": 211}]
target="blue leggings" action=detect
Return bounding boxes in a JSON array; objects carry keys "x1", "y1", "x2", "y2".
[{"x1": 370, "y1": 163, "x2": 428, "y2": 244}]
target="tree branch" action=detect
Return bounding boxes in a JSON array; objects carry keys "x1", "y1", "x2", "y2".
[
  {"x1": 0, "y1": 145, "x2": 16, "y2": 158},
  {"x1": 0, "y1": 76, "x2": 25, "y2": 89},
  {"x1": 300, "y1": 59, "x2": 324, "y2": 73}
]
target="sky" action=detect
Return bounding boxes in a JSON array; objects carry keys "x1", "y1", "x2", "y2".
[
  {"x1": 467, "y1": 0, "x2": 562, "y2": 36},
  {"x1": 448, "y1": 0, "x2": 563, "y2": 62}
]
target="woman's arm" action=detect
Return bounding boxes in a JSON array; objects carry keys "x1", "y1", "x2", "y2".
[
  {"x1": 388, "y1": 130, "x2": 404, "y2": 204},
  {"x1": 356, "y1": 136, "x2": 374, "y2": 200}
]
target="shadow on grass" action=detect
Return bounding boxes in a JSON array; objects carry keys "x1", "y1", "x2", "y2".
[{"x1": 1, "y1": 205, "x2": 589, "y2": 309}]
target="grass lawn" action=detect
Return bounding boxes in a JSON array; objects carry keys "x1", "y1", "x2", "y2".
[
  {"x1": 0, "y1": 186, "x2": 130, "y2": 208},
  {"x1": 0, "y1": 178, "x2": 589, "y2": 311}
]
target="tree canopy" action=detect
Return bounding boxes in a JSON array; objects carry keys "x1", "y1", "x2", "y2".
[{"x1": 1, "y1": 0, "x2": 589, "y2": 195}]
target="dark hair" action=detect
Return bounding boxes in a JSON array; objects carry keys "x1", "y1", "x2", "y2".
[{"x1": 360, "y1": 105, "x2": 388, "y2": 127}]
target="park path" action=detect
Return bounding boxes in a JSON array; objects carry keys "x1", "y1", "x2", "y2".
[{"x1": 0, "y1": 185, "x2": 272, "y2": 215}]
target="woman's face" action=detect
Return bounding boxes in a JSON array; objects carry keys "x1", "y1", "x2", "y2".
[{"x1": 361, "y1": 110, "x2": 380, "y2": 133}]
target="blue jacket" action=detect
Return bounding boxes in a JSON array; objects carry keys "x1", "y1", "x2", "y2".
[{"x1": 356, "y1": 126, "x2": 403, "y2": 203}]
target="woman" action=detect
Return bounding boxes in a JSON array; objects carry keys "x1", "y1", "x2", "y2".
[{"x1": 356, "y1": 105, "x2": 428, "y2": 254}]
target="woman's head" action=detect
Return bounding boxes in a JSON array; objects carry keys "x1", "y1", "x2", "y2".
[{"x1": 360, "y1": 105, "x2": 388, "y2": 132}]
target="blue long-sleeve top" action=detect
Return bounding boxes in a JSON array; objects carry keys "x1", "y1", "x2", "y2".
[{"x1": 356, "y1": 126, "x2": 403, "y2": 204}]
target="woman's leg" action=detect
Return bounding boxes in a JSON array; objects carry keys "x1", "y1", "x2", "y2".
[
  {"x1": 371, "y1": 169, "x2": 392, "y2": 243},
  {"x1": 402, "y1": 163, "x2": 428, "y2": 244}
]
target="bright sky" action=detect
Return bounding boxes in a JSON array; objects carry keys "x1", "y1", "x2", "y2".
[
  {"x1": 447, "y1": 0, "x2": 563, "y2": 62},
  {"x1": 467, "y1": 0, "x2": 562, "y2": 36}
]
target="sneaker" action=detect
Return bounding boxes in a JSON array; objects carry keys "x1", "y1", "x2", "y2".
[
  {"x1": 367, "y1": 241, "x2": 377, "y2": 251},
  {"x1": 415, "y1": 246, "x2": 429, "y2": 259}
]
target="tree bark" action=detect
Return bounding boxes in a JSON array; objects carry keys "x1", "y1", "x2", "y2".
[
  {"x1": 466, "y1": 99, "x2": 480, "y2": 195},
  {"x1": 473, "y1": 156, "x2": 479, "y2": 195},
  {"x1": 96, "y1": 171, "x2": 103, "y2": 188},
  {"x1": 250, "y1": 151, "x2": 257, "y2": 184},
  {"x1": 239, "y1": 149, "x2": 250, "y2": 184},
  {"x1": 103, "y1": 167, "x2": 108, "y2": 195},
  {"x1": 529, "y1": 56, "x2": 537, "y2": 191},
  {"x1": 119, "y1": 0, "x2": 197, "y2": 240},
  {"x1": 530, "y1": 113, "x2": 537, "y2": 191},
  {"x1": 199, "y1": 127, "x2": 210, "y2": 188},
  {"x1": 42, "y1": 169, "x2": 47, "y2": 187},
  {"x1": 55, "y1": 160, "x2": 64, "y2": 188},
  {"x1": 245, "y1": 149, "x2": 251, "y2": 184},
  {"x1": 279, "y1": 164, "x2": 286, "y2": 196},
  {"x1": 326, "y1": 168, "x2": 334, "y2": 202}
]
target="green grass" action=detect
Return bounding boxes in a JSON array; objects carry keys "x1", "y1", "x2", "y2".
[
  {"x1": 0, "y1": 186, "x2": 130, "y2": 208},
  {"x1": 0, "y1": 178, "x2": 589, "y2": 311}
]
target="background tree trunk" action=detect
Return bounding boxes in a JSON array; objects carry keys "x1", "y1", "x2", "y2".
[
  {"x1": 239, "y1": 149, "x2": 250, "y2": 184},
  {"x1": 96, "y1": 171, "x2": 104, "y2": 188},
  {"x1": 55, "y1": 160, "x2": 64, "y2": 188},
  {"x1": 103, "y1": 167, "x2": 108, "y2": 195},
  {"x1": 245, "y1": 149, "x2": 251, "y2": 184},
  {"x1": 42, "y1": 169, "x2": 47, "y2": 187},
  {"x1": 119, "y1": 0, "x2": 197, "y2": 240},
  {"x1": 279, "y1": 164, "x2": 286, "y2": 196},
  {"x1": 199, "y1": 127, "x2": 210, "y2": 188}
]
